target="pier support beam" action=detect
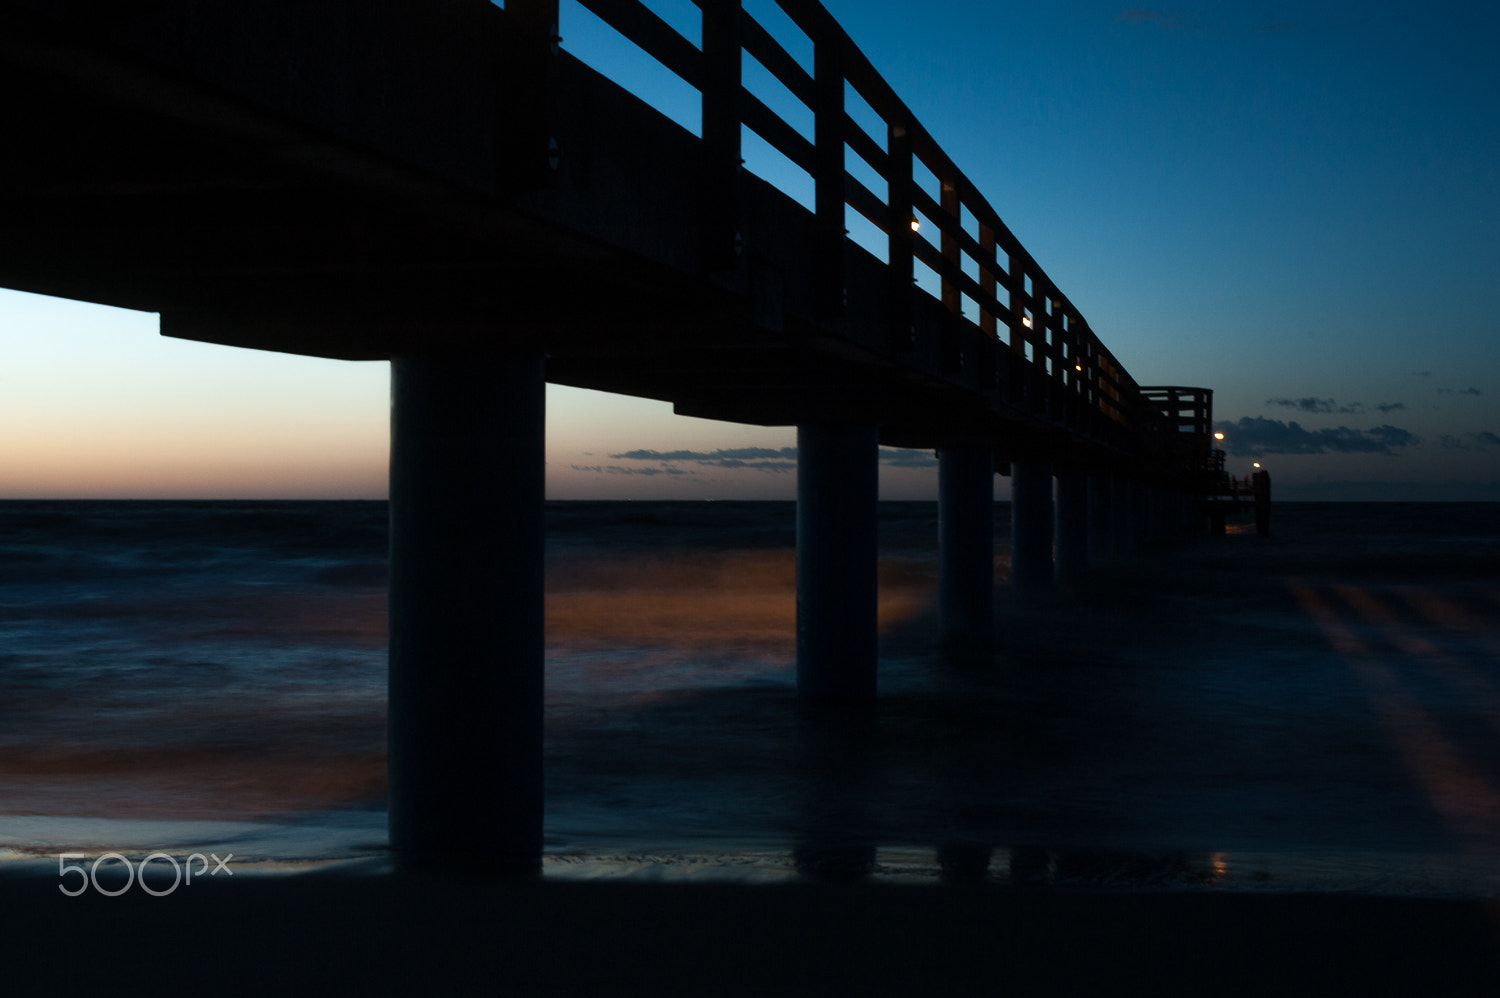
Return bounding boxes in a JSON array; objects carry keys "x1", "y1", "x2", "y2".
[
  {"x1": 1054, "y1": 470, "x2": 1090, "y2": 586},
  {"x1": 797, "y1": 422, "x2": 879, "y2": 704},
  {"x1": 938, "y1": 439, "x2": 994, "y2": 649},
  {"x1": 1010, "y1": 459, "x2": 1053, "y2": 598},
  {"x1": 388, "y1": 353, "x2": 545, "y2": 871}
]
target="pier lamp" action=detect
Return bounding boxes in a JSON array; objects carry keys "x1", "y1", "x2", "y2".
[{"x1": 1214, "y1": 432, "x2": 1225, "y2": 441}]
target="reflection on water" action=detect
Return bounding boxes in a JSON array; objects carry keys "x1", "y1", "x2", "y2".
[
  {"x1": 3, "y1": 501, "x2": 1500, "y2": 897},
  {"x1": 540, "y1": 845, "x2": 1500, "y2": 896}
]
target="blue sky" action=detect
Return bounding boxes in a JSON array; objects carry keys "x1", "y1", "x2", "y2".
[{"x1": 2, "y1": 1, "x2": 1496, "y2": 499}]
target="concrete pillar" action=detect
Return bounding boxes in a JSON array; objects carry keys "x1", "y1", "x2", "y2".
[
  {"x1": 1128, "y1": 478, "x2": 1145, "y2": 550},
  {"x1": 797, "y1": 422, "x2": 879, "y2": 704},
  {"x1": 938, "y1": 440, "x2": 994, "y2": 647},
  {"x1": 388, "y1": 353, "x2": 546, "y2": 871},
  {"x1": 1089, "y1": 473, "x2": 1114, "y2": 563},
  {"x1": 1010, "y1": 459, "x2": 1053, "y2": 597},
  {"x1": 1054, "y1": 469, "x2": 1090, "y2": 585},
  {"x1": 1254, "y1": 469, "x2": 1272, "y2": 537},
  {"x1": 1112, "y1": 474, "x2": 1132, "y2": 554}
]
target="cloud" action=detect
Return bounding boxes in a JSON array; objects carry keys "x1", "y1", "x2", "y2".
[
  {"x1": 1216, "y1": 417, "x2": 1419, "y2": 456},
  {"x1": 611, "y1": 447, "x2": 798, "y2": 462},
  {"x1": 881, "y1": 448, "x2": 939, "y2": 468},
  {"x1": 600, "y1": 444, "x2": 942, "y2": 475},
  {"x1": 607, "y1": 447, "x2": 796, "y2": 474},
  {"x1": 1267, "y1": 398, "x2": 1410, "y2": 415},
  {"x1": 1265, "y1": 397, "x2": 1363, "y2": 415},
  {"x1": 569, "y1": 464, "x2": 693, "y2": 477},
  {"x1": 1438, "y1": 387, "x2": 1484, "y2": 396},
  {"x1": 1440, "y1": 432, "x2": 1500, "y2": 451}
]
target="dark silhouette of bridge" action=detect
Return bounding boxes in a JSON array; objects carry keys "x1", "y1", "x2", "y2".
[{"x1": 2, "y1": 0, "x2": 1222, "y2": 869}]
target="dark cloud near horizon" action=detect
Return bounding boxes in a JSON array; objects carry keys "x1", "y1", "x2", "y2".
[
  {"x1": 570, "y1": 464, "x2": 692, "y2": 477},
  {"x1": 607, "y1": 447, "x2": 796, "y2": 474},
  {"x1": 1266, "y1": 397, "x2": 1363, "y2": 415},
  {"x1": 1216, "y1": 417, "x2": 1419, "y2": 456},
  {"x1": 1437, "y1": 387, "x2": 1484, "y2": 396},
  {"x1": 881, "y1": 448, "x2": 939, "y2": 468},
  {"x1": 1266, "y1": 398, "x2": 1408, "y2": 415},
  {"x1": 611, "y1": 447, "x2": 798, "y2": 462},
  {"x1": 599, "y1": 445, "x2": 940, "y2": 474},
  {"x1": 1440, "y1": 432, "x2": 1500, "y2": 451}
]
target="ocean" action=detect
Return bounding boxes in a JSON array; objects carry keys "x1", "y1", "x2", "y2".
[{"x1": 2, "y1": 499, "x2": 1498, "y2": 896}]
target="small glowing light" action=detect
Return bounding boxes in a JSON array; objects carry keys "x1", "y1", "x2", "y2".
[
  {"x1": 1213, "y1": 432, "x2": 1225, "y2": 441},
  {"x1": 1253, "y1": 462, "x2": 1261, "y2": 468},
  {"x1": 1075, "y1": 364, "x2": 1083, "y2": 372},
  {"x1": 1021, "y1": 316, "x2": 1032, "y2": 328},
  {"x1": 910, "y1": 216, "x2": 920, "y2": 232}
]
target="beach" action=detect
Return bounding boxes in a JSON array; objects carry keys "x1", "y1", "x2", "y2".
[
  {"x1": 5, "y1": 868, "x2": 1500, "y2": 995},
  {"x1": 2, "y1": 499, "x2": 1499, "y2": 992}
]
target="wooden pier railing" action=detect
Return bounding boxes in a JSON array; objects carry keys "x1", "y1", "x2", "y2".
[{"x1": 541, "y1": 0, "x2": 1181, "y2": 471}]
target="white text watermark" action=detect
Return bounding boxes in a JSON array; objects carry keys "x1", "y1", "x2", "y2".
[{"x1": 57, "y1": 852, "x2": 233, "y2": 897}]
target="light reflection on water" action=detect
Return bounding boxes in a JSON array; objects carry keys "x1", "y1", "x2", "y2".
[
  {"x1": 3, "y1": 501, "x2": 1500, "y2": 897},
  {"x1": 539, "y1": 845, "x2": 1500, "y2": 896}
]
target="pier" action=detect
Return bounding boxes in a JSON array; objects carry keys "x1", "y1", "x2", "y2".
[{"x1": 1, "y1": 0, "x2": 1238, "y2": 868}]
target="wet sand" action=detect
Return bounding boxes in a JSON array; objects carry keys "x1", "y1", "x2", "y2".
[
  {"x1": 5, "y1": 503, "x2": 1500, "y2": 992},
  {"x1": 5, "y1": 868, "x2": 1500, "y2": 995}
]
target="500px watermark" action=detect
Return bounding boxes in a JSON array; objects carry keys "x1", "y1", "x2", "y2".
[{"x1": 57, "y1": 852, "x2": 233, "y2": 897}]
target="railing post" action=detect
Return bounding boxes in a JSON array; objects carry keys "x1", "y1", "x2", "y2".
[
  {"x1": 939, "y1": 181, "x2": 962, "y2": 373},
  {"x1": 701, "y1": 0, "x2": 743, "y2": 272},
  {"x1": 1045, "y1": 290, "x2": 1064, "y2": 421},
  {"x1": 887, "y1": 121, "x2": 915, "y2": 349},
  {"x1": 1007, "y1": 253, "x2": 1027, "y2": 357},
  {"x1": 503, "y1": 0, "x2": 561, "y2": 191},
  {"x1": 979, "y1": 223, "x2": 998, "y2": 339},
  {"x1": 814, "y1": 36, "x2": 845, "y2": 322},
  {"x1": 940, "y1": 183, "x2": 961, "y2": 314},
  {"x1": 1009, "y1": 258, "x2": 1038, "y2": 411}
]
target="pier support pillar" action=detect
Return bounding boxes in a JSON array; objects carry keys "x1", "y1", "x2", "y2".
[
  {"x1": 1089, "y1": 474, "x2": 1114, "y2": 563},
  {"x1": 388, "y1": 353, "x2": 545, "y2": 871},
  {"x1": 1254, "y1": 469, "x2": 1272, "y2": 537},
  {"x1": 1112, "y1": 475, "x2": 1132, "y2": 554},
  {"x1": 1054, "y1": 470, "x2": 1090, "y2": 585},
  {"x1": 797, "y1": 422, "x2": 879, "y2": 704},
  {"x1": 1010, "y1": 459, "x2": 1053, "y2": 598},
  {"x1": 938, "y1": 439, "x2": 994, "y2": 648}
]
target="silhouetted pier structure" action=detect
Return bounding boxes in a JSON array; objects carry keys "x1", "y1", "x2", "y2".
[{"x1": 3, "y1": 0, "x2": 1233, "y2": 868}]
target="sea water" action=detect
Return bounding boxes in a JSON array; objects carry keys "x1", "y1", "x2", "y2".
[{"x1": 2, "y1": 500, "x2": 1498, "y2": 895}]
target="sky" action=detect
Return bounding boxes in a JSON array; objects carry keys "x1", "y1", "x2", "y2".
[{"x1": 2, "y1": 0, "x2": 1496, "y2": 500}]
